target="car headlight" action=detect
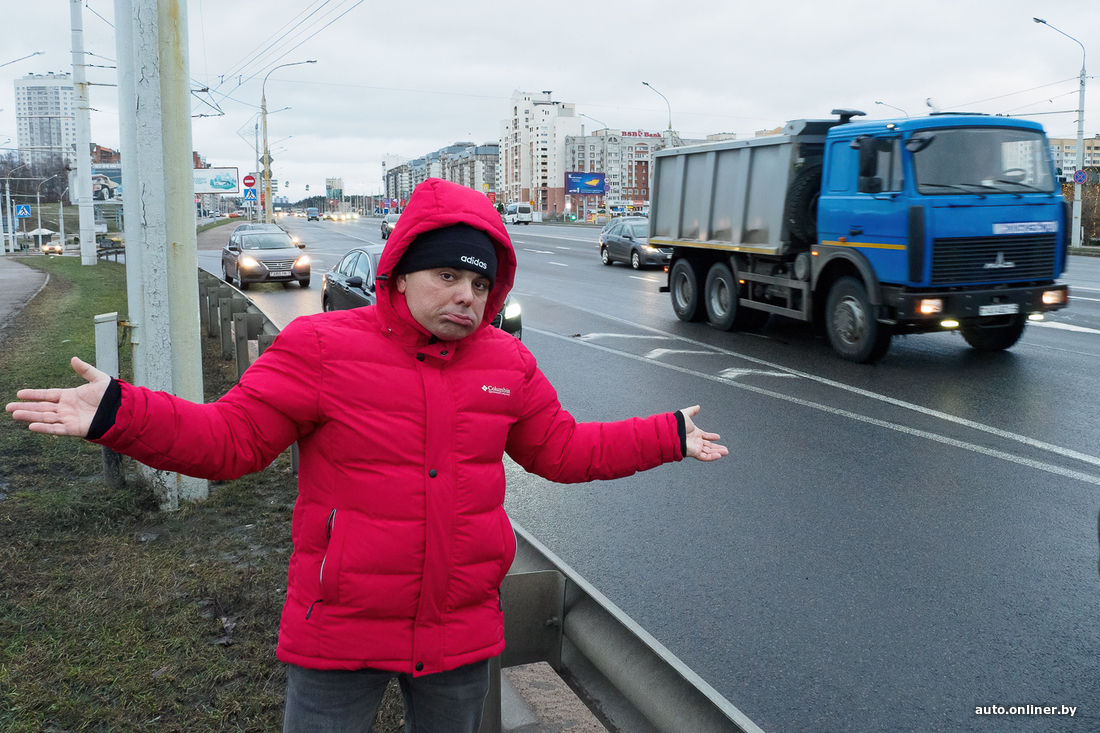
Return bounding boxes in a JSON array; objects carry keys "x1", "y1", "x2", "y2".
[
  {"x1": 295, "y1": 255, "x2": 311, "y2": 267},
  {"x1": 240, "y1": 255, "x2": 260, "y2": 268},
  {"x1": 504, "y1": 301, "x2": 521, "y2": 320}
]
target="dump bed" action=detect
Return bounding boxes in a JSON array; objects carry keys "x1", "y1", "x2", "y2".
[{"x1": 649, "y1": 119, "x2": 834, "y2": 256}]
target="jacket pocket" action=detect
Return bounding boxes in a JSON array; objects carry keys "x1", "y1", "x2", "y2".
[{"x1": 319, "y1": 509, "x2": 342, "y2": 605}]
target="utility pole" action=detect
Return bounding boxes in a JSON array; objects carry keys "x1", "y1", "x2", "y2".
[
  {"x1": 114, "y1": 0, "x2": 207, "y2": 508},
  {"x1": 71, "y1": 0, "x2": 96, "y2": 265}
]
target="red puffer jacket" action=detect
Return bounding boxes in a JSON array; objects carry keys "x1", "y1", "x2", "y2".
[{"x1": 95, "y1": 178, "x2": 683, "y2": 675}]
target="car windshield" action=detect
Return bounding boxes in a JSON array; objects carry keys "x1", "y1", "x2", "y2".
[
  {"x1": 630, "y1": 223, "x2": 648, "y2": 238},
  {"x1": 240, "y1": 233, "x2": 294, "y2": 250},
  {"x1": 910, "y1": 127, "x2": 1056, "y2": 195},
  {"x1": 386, "y1": 215, "x2": 400, "y2": 222}
]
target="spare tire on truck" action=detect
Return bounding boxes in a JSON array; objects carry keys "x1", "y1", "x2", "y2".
[{"x1": 784, "y1": 164, "x2": 823, "y2": 245}]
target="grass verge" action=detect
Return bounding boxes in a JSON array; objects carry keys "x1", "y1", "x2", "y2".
[{"x1": 0, "y1": 256, "x2": 403, "y2": 731}]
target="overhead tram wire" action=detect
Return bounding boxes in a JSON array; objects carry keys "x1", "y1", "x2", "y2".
[{"x1": 212, "y1": 0, "x2": 335, "y2": 88}]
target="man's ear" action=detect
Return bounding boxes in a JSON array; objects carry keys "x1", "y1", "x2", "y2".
[{"x1": 395, "y1": 273, "x2": 407, "y2": 293}]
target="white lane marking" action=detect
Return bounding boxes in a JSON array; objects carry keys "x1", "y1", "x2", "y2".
[
  {"x1": 549, "y1": 262, "x2": 569, "y2": 267},
  {"x1": 528, "y1": 327, "x2": 1100, "y2": 487},
  {"x1": 630, "y1": 275, "x2": 659, "y2": 282},
  {"x1": 645, "y1": 348, "x2": 722, "y2": 359},
  {"x1": 1066, "y1": 295, "x2": 1100, "y2": 303},
  {"x1": 523, "y1": 248, "x2": 554, "y2": 254},
  {"x1": 718, "y1": 368, "x2": 799, "y2": 380},
  {"x1": 1030, "y1": 321, "x2": 1100, "y2": 334},
  {"x1": 542, "y1": 308, "x2": 1100, "y2": 471},
  {"x1": 578, "y1": 333, "x2": 672, "y2": 341}
]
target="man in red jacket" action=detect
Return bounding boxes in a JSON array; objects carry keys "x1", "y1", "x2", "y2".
[{"x1": 8, "y1": 178, "x2": 727, "y2": 732}]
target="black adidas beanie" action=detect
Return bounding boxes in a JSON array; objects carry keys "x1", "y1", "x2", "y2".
[{"x1": 393, "y1": 223, "x2": 498, "y2": 287}]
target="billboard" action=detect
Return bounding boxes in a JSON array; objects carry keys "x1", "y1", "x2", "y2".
[
  {"x1": 91, "y1": 164, "x2": 123, "y2": 202},
  {"x1": 194, "y1": 167, "x2": 240, "y2": 194},
  {"x1": 566, "y1": 172, "x2": 606, "y2": 195}
]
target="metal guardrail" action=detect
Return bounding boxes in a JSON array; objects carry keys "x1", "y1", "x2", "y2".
[
  {"x1": 195, "y1": 268, "x2": 763, "y2": 733},
  {"x1": 494, "y1": 525, "x2": 764, "y2": 733}
]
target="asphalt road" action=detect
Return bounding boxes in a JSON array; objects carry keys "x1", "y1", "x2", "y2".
[{"x1": 201, "y1": 218, "x2": 1100, "y2": 733}]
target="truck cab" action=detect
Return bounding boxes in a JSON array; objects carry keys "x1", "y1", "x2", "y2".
[{"x1": 815, "y1": 115, "x2": 1068, "y2": 353}]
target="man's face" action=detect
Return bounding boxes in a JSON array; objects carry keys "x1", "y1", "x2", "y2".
[{"x1": 396, "y1": 267, "x2": 491, "y2": 340}]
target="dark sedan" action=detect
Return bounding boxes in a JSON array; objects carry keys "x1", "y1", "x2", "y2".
[
  {"x1": 322, "y1": 245, "x2": 522, "y2": 338},
  {"x1": 222, "y1": 229, "x2": 311, "y2": 290},
  {"x1": 598, "y1": 217, "x2": 671, "y2": 270}
]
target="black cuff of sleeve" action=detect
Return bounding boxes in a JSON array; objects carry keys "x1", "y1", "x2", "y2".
[
  {"x1": 87, "y1": 378, "x2": 122, "y2": 441},
  {"x1": 674, "y1": 410, "x2": 687, "y2": 458}
]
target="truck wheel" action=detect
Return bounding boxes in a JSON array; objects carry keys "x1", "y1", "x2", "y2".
[
  {"x1": 960, "y1": 316, "x2": 1026, "y2": 352},
  {"x1": 704, "y1": 262, "x2": 739, "y2": 331},
  {"x1": 784, "y1": 164, "x2": 823, "y2": 244},
  {"x1": 669, "y1": 258, "x2": 706, "y2": 322},
  {"x1": 825, "y1": 276, "x2": 891, "y2": 363}
]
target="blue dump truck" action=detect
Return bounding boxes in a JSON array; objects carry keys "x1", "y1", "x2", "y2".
[{"x1": 651, "y1": 110, "x2": 1069, "y2": 362}]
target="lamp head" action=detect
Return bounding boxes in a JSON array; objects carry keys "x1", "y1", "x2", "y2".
[{"x1": 1033, "y1": 17, "x2": 1046, "y2": 24}]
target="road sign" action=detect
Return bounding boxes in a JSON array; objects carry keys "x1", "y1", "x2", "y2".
[
  {"x1": 15, "y1": 205, "x2": 31, "y2": 218},
  {"x1": 243, "y1": 174, "x2": 256, "y2": 188},
  {"x1": 1073, "y1": 170, "x2": 1087, "y2": 185},
  {"x1": 242, "y1": 188, "x2": 257, "y2": 201}
]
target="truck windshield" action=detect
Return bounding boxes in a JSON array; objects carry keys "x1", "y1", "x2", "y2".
[{"x1": 909, "y1": 127, "x2": 1055, "y2": 195}]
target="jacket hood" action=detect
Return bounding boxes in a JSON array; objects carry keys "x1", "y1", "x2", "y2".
[{"x1": 377, "y1": 179, "x2": 516, "y2": 337}]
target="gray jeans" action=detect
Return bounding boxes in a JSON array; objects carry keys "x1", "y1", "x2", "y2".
[{"x1": 283, "y1": 659, "x2": 490, "y2": 733}]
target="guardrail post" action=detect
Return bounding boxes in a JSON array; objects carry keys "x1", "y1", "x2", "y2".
[
  {"x1": 233, "y1": 312, "x2": 249, "y2": 377},
  {"x1": 94, "y1": 312, "x2": 124, "y2": 489},
  {"x1": 219, "y1": 297, "x2": 232, "y2": 359}
]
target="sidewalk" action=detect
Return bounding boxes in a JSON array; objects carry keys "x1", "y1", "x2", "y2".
[{"x1": 0, "y1": 254, "x2": 49, "y2": 334}]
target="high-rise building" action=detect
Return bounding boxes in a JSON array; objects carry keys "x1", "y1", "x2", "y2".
[
  {"x1": 384, "y1": 143, "x2": 497, "y2": 204},
  {"x1": 15, "y1": 72, "x2": 77, "y2": 166},
  {"x1": 498, "y1": 91, "x2": 583, "y2": 215},
  {"x1": 1049, "y1": 135, "x2": 1100, "y2": 181}
]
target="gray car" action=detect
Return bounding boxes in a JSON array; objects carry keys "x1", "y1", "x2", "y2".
[
  {"x1": 381, "y1": 213, "x2": 401, "y2": 239},
  {"x1": 222, "y1": 229, "x2": 311, "y2": 290},
  {"x1": 598, "y1": 217, "x2": 671, "y2": 269}
]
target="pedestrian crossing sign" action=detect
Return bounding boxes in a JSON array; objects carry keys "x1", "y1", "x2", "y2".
[
  {"x1": 242, "y1": 188, "x2": 257, "y2": 201},
  {"x1": 15, "y1": 205, "x2": 31, "y2": 218}
]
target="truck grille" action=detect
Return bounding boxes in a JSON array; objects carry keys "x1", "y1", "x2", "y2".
[{"x1": 930, "y1": 234, "x2": 1057, "y2": 284}]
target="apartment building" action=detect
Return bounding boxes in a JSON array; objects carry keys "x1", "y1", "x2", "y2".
[
  {"x1": 563, "y1": 129, "x2": 719, "y2": 214},
  {"x1": 384, "y1": 142, "x2": 497, "y2": 203},
  {"x1": 14, "y1": 73, "x2": 77, "y2": 166},
  {"x1": 1049, "y1": 135, "x2": 1100, "y2": 180},
  {"x1": 498, "y1": 90, "x2": 583, "y2": 215}
]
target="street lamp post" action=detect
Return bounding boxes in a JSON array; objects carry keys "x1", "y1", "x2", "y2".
[
  {"x1": 4, "y1": 162, "x2": 28, "y2": 254},
  {"x1": 0, "y1": 51, "x2": 44, "y2": 69},
  {"x1": 36, "y1": 174, "x2": 59, "y2": 244},
  {"x1": 874, "y1": 101, "x2": 909, "y2": 118},
  {"x1": 642, "y1": 81, "x2": 673, "y2": 131},
  {"x1": 262, "y1": 60, "x2": 316, "y2": 224},
  {"x1": 1035, "y1": 17, "x2": 1087, "y2": 249}
]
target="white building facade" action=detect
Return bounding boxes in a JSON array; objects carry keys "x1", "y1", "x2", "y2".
[
  {"x1": 385, "y1": 142, "x2": 498, "y2": 205},
  {"x1": 498, "y1": 90, "x2": 583, "y2": 216},
  {"x1": 15, "y1": 72, "x2": 77, "y2": 166},
  {"x1": 1049, "y1": 135, "x2": 1100, "y2": 181}
]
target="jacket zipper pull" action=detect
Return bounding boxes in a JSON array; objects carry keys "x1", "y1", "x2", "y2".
[{"x1": 306, "y1": 599, "x2": 323, "y2": 619}]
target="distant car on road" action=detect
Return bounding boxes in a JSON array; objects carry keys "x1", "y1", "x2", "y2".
[
  {"x1": 322, "y1": 245, "x2": 522, "y2": 338},
  {"x1": 222, "y1": 228, "x2": 311, "y2": 290},
  {"x1": 41, "y1": 240, "x2": 64, "y2": 255},
  {"x1": 502, "y1": 203, "x2": 532, "y2": 225},
  {"x1": 598, "y1": 216, "x2": 670, "y2": 270},
  {"x1": 307, "y1": 207, "x2": 320, "y2": 221},
  {"x1": 381, "y1": 213, "x2": 400, "y2": 239}
]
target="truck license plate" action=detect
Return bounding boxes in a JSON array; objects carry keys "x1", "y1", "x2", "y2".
[
  {"x1": 978, "y1": 303, "x2": 1019, "y2": 316},
  {"x1": 269, "y1": 271, "x2": 291, "y2": 277}
]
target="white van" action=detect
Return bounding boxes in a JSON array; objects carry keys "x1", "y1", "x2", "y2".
[{"x1": 503, "y1": 203, "x2": 533, "y2": 225}]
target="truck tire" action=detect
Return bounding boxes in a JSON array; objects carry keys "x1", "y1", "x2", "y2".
[
  {"x1": 825, "y1": 276, "x2": 891, "y2": 363},
  {"x1": 669, "y1": 258, "x2": 706, "y2": 322},
  {"x1": 784, "y1": 164, "x2": 823, "y2": 244},
  {"x1": 960, "y1": 316, "x2": 1026, "y2": 352},
  {"x1": 704, "y1": 262, "x2": 739, "y2": 331}
]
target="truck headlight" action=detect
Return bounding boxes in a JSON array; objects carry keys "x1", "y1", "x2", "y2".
[
  {"x1": 918, "y1": 298, "x2": 943, "y2": 315},
  {"x1": 1042, "y1": 289, "x2": 1066, "y2": 305}
]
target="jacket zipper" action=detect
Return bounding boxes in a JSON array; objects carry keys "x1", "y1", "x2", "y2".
[{"x1": 309, "y1": 509, "x2": 338, "y2": 619}]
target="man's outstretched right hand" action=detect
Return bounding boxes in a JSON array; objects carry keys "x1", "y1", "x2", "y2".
[{"x1": 6, "y1": 357, "x2": 111, "y2": 438}]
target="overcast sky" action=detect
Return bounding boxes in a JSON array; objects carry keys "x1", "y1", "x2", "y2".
[{"x1": 2, "y1": 0, "x2": 1097, "y2": 198}]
